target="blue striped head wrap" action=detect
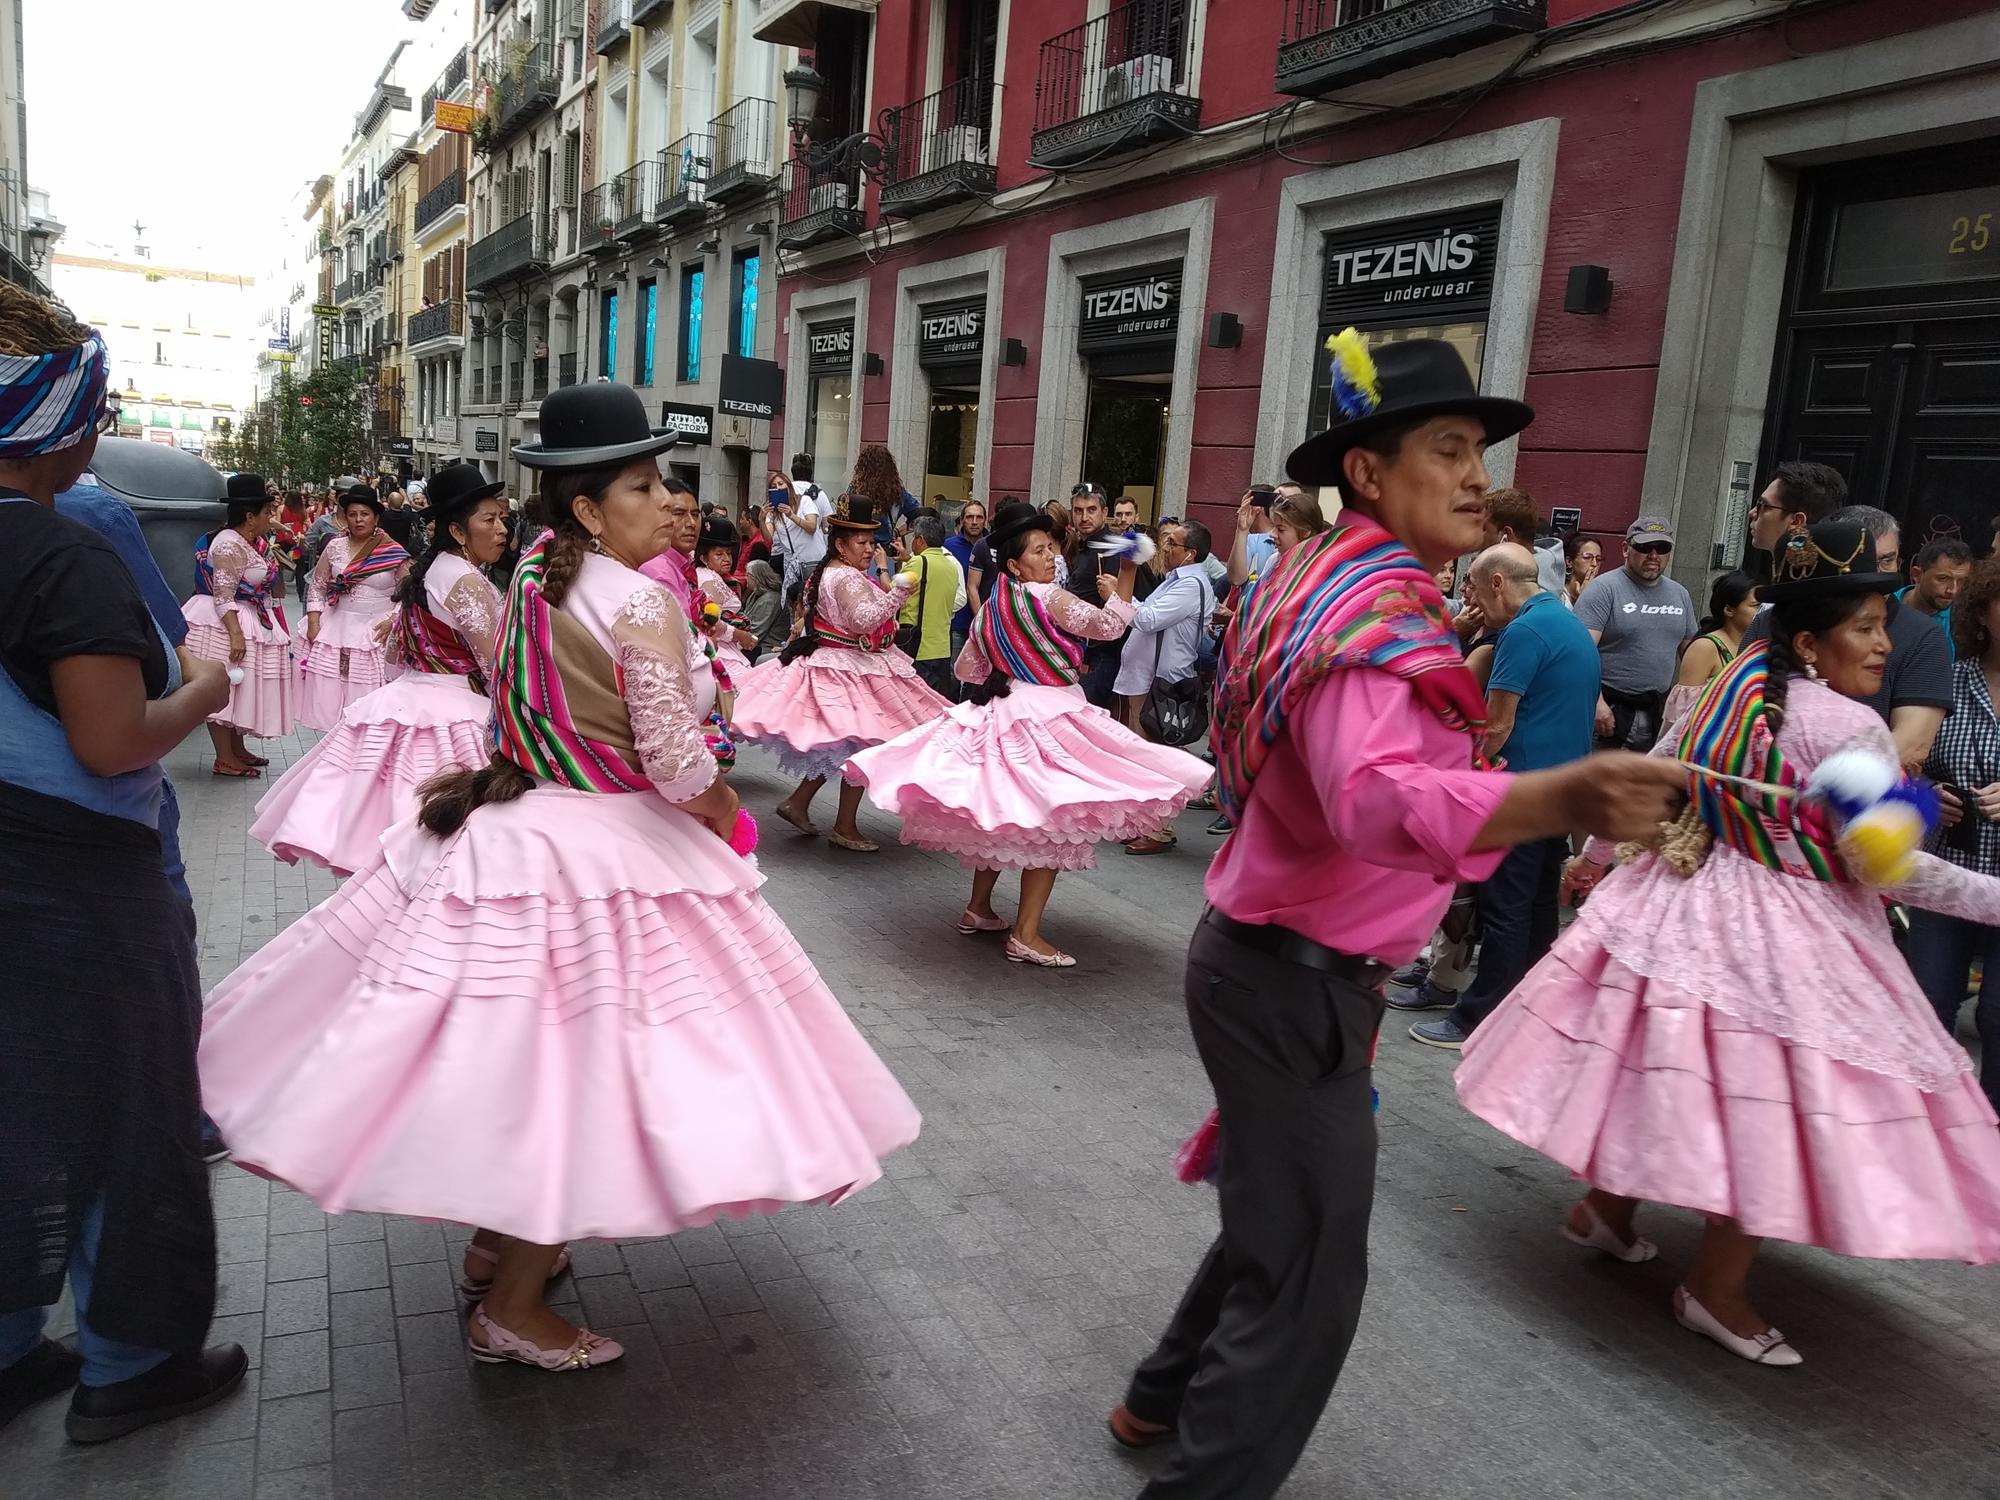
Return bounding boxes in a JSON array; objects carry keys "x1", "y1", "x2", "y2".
[{"x1": 0, "y1": 329, "x2": 109, "y2": 461}]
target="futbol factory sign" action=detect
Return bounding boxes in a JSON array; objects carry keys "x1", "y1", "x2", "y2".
[{"x1": 1077, "y1": 264, "x2": 1182, "y2": 353}]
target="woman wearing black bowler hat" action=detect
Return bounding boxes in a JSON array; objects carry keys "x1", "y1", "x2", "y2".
[
  {"x1": 248, "y1": 463, "x2": 510, "y2": 876},
  {"x1": 298, "y1": 483, "x2": 412, "y2": 731},
  {"x1": 182, "y1": 472, "x2": 296, "y2": 776},
  {"x1": 198, "y1": 383, "x2": 920, "y2": 1374}
]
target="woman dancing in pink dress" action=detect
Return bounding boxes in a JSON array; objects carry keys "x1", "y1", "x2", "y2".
[
  {"x1": 182, "y1": 473, "x2": 296, "y2": 777},
  {"x1": 247, "y1": 464, "x2": 507, "y2": 875},
  {"x1": 198, "y1": 385, "x2": 920, "y2": 1373},
  {"x1": 731, "y1": 494, "x2": 950, "y2": 852},
  {"x1": 297, "y1": 485, "x2": 409, "y2": 731},
  {"x1": 847, "y1": 502, "x2": 1210, "y2": 967},
  {"x1": 1456, "y1": 518, "x2": 2000, "y2": 1366}
]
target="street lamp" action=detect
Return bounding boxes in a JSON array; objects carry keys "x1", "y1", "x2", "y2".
[
  {"x1": 782, "y1": 65, "x2": 825, "y2": 138},
  {"x1": 782, "y1": 63, "x2": 891, "y2": 183}
]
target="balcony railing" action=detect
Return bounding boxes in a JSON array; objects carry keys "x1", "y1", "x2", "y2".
[
  {"x1": 1029, "y1": 0, "x2": 1201, "y2": 170},
  {"x1": 708, "y1": 97, "x2": 776, "y2": 203},
  {"x1": 421, "y1": 46, "x2": 469, "y2": 121},
  {"x1": 407, "y1": 299, "x2": 465, "y2": 347},
  {"x1": 507, "y1": 360, "x2": 524, "y2": 403},
  {"x1": 881, "y1": 77, "x2": 998, "y2": 218},
  {"x1": 466, "y1": 211, "x2": 554, "y2": 292},
  {"x1": 559, "y1": 352, "x2": 579, "y2": 388},
  {"x1": 580, "y1": 182, "x2": 620, "y2": 254},
  {"x1": 1275, "y1": 0, "x2": 1546, "y2": 97},
  {"x1": 490, "y1": 40, "x2": 560, "y2": 148},
  {"x1": 615, "y1": 160, "x2": 659, "y2": 238},
  {"x1": 532, "y1": 356, "x2": 550, "y2": 400},
  {"x1": 414, "y1": 167, "x2": 466, "y2": 234},
  {"x1": 597, "y1": 0, "x2": 631, "y2": 54},
  {"x1": 334, "y1": 273, "x2": 362, "y2": 303},
  {"x1": 776, "y1": 157, "x2": 863, "y2": 250},
  {"x1": 655, "y1": 133, "x2": 712, "y2": 225},
  {"x1": 488, "y1": 364, "x2": 503, "y2": 403}
]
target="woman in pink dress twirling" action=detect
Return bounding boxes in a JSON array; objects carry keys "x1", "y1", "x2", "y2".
[
  {"x1": 248, "y1": 464, "x2": 507, "y2": 875},
  {"x1": 731, "y1": 494, "x2": 950, "y2": 852},
  {"x1": 297, "y1": 484, "x2": 410, "y2": 731},
  {"x1": 848, "y1": 502, "x2": 1210, "y2": 966},
  {"x1": 198, "y1": 385, "x2": 919, "y2": 1374},
  {"x1": 1456, "y1": 518, "x2": 2000, "y2": 1368},
  {"x1": 181, "y1": 473, "x2": 295, "y2": 776}
]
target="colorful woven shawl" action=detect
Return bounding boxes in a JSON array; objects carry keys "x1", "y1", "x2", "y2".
[
  {"x1": 194, "y1": 532, "x2": 285, "y2": 631},
  {"x1": 491, "y1": 534, "x2": 652, "y2": 794},
  {"x1": 1213, "y1": 518, "x2": 1485, "y2": 821},
  {"x1": 973, "y1": 576, "x2": 1086, "y2": 686},
  {"x1": 813, "y1": 571, "x2": 897, "y2": 652},
  {"x1": 326, "y1": 538, "x2": 411, "y2": 600},
  {"x1": 1675, "y1": 640, "x2": 1844, "y2": 881},
  {"x1": 395, "y1": 602, "x2": 485, "y2": 693}
]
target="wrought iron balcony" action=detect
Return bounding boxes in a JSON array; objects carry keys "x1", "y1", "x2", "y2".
[
  {"x1": 414, "y1": 168, "x2": 466, "y2": 235},
  {"x1": 421, "y1": 46, "x2": 469, "y2": 122},
  {"x1": 1276, "y1": 0, "x2": 1545, "y2": 95},
  {"x1": 489, "y1": 40, "x2": 560, "y2": 148},
  {"x1": 532, "y1": 356, "x2": 550, "y2": 400},
  {"x1": 466, "y1": 212, "x2": 554, "y2": 293},
  {"x1": 631, "y1": 0, "x2": 670, "y2": 21},
  {"x1": 597, "y1": 0, "x2": 631, "y2": 55},
  {"x1": 1029, "y1": 0, "x2": 1201, "y2": 170},
  {"x1": 580, "y1": 182, "x2": 619, "y2": 254},
  {"x1": 655, "y1": 134, "x2": 712, "y2": 226},
  {"x1": 708, "y1": 97, "x2": 776, "y2": 204},
  {"x1": 559, "y1": 352, "x2": 579, "y2": 388},
  {"x1": 334, "y1": 273, "x2": 362, "y2": 304},
  {"x1": 777, "y1": 158, "x2": 863, "y2": 250},
  {"x1": 881, "y1": 77, "x2": 997, "y2": 218},
  {"x1": 586, "y1": 161, "x2": 662, "y2": 250},
  {"x1": 407, "y1": 299, "x2": 465, "y2": 348}
]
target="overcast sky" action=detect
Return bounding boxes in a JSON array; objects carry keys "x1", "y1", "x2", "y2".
[{"x1": 28, "y1": 1, "x2": 415, "y2": 274}]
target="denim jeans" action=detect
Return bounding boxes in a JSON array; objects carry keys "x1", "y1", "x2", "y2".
[
  {"x1": 0, "y1": 1197, "x2": 172, "y2": 1387},
  {"x1": 1450, "y1": 836, "x2": 1568, "y2": 1033},
  {"x1": 1904, "y1": 907, "x2": 2000, "y2": 1113},
  {"x1": 914, "y1": 656, "x2": 955, "y2": 698}
]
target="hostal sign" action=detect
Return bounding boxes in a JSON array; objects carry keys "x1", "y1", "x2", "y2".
[{"x1": 1077, "y1": 264, "x2": 1182, "y2": 353}]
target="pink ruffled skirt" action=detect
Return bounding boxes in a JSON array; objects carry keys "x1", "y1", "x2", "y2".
[
  {"x1": 1456, "y1": 941, "x2": 2000, "y2": 1262},
  {"x1": 248, "y1": 672, "x2": 492, "y2": 876},
  {"x1": 296, "y1": 603, "x2": 401, "y2": 732},
  {"x1": 731, "y1": 647, "x2": 949, "y2": 781},
  {"x1": 844, "y1": 681, "x2": 1212, "y2": 871},
  {"x1": 199, "y1": 788, "x2": 922, "y2": 1244},
  {"x1": 182, "y1": 597, "x2": 295, "y2": 738}
]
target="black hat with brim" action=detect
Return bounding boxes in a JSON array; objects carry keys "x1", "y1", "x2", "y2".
[
  {"x1": 513, "y1": 382, "x2": 678, "y2": 470},
  {"x1": 340, "y1": 484, "x2": 383, "y2": 515},
  {"x1": 1286, "y1": 336, "x2": 1533, "y2": 491},
  {"x1": 987, "y1": 500, "x2": 1055, "y2": 552},
  {"x1": 225, "y1": 472, "x2": 269, "y2": 503},
  {"x1": 1762, "y1": 519, "x2": 1903, "y2": 604},
  {"x1": 699, "y1": 516, "x2": 740, "y2": 552},
  {"x1": 425, "y1": 461, "x2": 506, "y2": 524},
  {"x1": 827, "y1": 494, "x2": 886, "y2": 534}
]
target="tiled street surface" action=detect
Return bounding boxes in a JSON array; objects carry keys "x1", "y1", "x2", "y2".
[{"x1": 5, "y1": 728, "x2": 1998, "y2": 1498}]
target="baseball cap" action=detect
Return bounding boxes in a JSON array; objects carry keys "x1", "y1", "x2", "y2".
[{"x1": 1625, "y1": 516, "x2": 1675, "y2": 546}]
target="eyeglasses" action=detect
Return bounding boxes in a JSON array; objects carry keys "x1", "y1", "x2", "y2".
[
  {"x1": 1631, "y1": 542, "x2": 1673, "y2": 555},
  {"x1": 1750, "y1": 500, "x2": 1786, "y2": 516}
]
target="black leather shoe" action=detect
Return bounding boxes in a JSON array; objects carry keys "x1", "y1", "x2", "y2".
[
  {"x1": 0, "y1": 1339, "x2": 83, "y2": 1431},
  {"x1": 65, "y1": 1343, "x2": 248, "y2": 1444}
]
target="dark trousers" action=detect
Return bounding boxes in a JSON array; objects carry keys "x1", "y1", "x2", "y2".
[
  {"x1": 914, "y1": 655, "x2": 955, "y2": 698},
  {"x1": 1125, "y1": 913, "x2": 1384, "y2": 1500},
  {"x1": 1905, "y1": 907, "x2": 2000, "y2": 1113},
  {"x1": 1080, "y1": 644, "x2": 1121, "y2": 711},
  {"x1": 1449, "y1": 834, "x2": 1568, "y2": 1033}
]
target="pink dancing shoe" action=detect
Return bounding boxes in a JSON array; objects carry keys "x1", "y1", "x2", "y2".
[
  {"x1": 958, "y1": 910, "x2": 1011, "y2": 936},
  {"x1": 1006, "y1": 936, "x2": 1076, "y2": 969},
  {"x1": 1672, "y1": 1286, "x2": 1802, "y2": 1367},
  {"x1": 466, "y1": 1307, "x2": 625, "y2": 1371},
  {"x1": 458, "y1": 1243, "x2": 574, "y2": 1301},
  {"x1": 1558, "y1": 1203, "x2": 1658, "y2": 1264}
]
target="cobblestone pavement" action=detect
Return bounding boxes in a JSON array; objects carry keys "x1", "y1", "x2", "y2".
[{"x1": 6, "y1": 728, "x2": 1999, "y2": 1499}]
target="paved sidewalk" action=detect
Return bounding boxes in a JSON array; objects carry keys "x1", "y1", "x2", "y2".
[{"x1": 4, "y1": 729, "x2": 1997, "y2": 1498}]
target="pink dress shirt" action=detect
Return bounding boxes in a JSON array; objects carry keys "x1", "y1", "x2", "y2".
[
  {"x1": 1206, "y1": 669, "x2": 1513, "y2": 965},
  {"x1": 638, "y1": 549, "x2": 699, "y2": 616}
]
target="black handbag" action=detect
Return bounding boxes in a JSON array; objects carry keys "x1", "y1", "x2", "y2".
[{"x1": 1139, "y1": 578, "x2": 1211, "y2": 747}]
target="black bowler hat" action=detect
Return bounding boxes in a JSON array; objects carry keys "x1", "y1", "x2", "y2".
[
  {"x1": 513, "y1": 382, "x2": 678, "y2": 470},
  {"x1": 225, "y1": 472, "x2": 269, "y2": 502},
  {"x1": 986, "y1": 500, "x2": 1056, "y2": 551},
  {"x1": 698, "y1": 515, "x2": 740, "y2": 553},
  {"x1": 1763, "y1": 519, "x2": 1902, "y2": 604},
  {"x1": 425, "y1": 461, "x2": 505, "y2": 525},
  {"x1": 340, "y1": 483, "x2": 383, "y2": 515},
  {"x1": 1286, "y1": 331, "x2": 1534, "y2": 490},
  {"x1": 827, "y1": 493, "x2": 887, "y2": 534}
]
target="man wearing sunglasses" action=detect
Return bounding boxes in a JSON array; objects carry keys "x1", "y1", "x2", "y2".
[{"x1": 1572, "y1": 516, "x2": 1696, "y2": 752}]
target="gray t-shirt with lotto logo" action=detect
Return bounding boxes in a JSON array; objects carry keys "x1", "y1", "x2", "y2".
[{"x1": 1572, "y1": 566, "x2": 1697, "y2": 696}]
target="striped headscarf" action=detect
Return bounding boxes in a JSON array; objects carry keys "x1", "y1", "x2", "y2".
[
  {"x1": 1213, "y1": 518, "x2": 1485, "y2": 821},
  {"x1": 972, "y1": 576, "x2": 1086, "y2": 687},
  {"x1": 0, "y1": 328, "x2": 109, "y2": 460},
  {"x1": 1675, "y1": 639, "x2": 1844, "y2": 881},
  {"x1": 491, "y1": 533, "x2": 652, "y2": 794}
]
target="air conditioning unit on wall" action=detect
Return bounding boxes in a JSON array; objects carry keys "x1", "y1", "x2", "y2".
[
  {"x1": 809, "y1": 181, "x2": 853, "y2": 213},
  {"x1": 937, "y1": 125, "x2": 986, "y2": 165},
  {"x1": 1100, "y1": 54, "x2": 1173, "y2": 107}
]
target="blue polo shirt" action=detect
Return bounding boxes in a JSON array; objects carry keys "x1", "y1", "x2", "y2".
[{"x1": 1486, "y1": 589, "x2": 1599, "y2": 772}]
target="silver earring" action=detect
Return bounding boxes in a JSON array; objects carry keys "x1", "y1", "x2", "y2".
[
  {"x1": 588, "y1": 536, "x2": 608, "y2": 555},
  {"x1": 1803, "y1": 660, "x2": 1819, "y2": 680}
]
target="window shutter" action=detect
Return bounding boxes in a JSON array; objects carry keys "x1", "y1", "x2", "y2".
[{"x1": 562, "y1": 131, "x2": 580, "y2": 208}]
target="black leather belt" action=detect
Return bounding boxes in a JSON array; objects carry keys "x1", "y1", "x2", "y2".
[{"x1": 1201, "y1": 907, "x2": 1391, "y2": 989}]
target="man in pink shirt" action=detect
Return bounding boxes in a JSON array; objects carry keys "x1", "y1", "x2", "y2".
[{"x1": 1107, "y1": 335, "x2": 1686, "y2": 1500}]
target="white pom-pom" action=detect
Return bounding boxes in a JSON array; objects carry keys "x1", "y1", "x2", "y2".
[
  {"x1": 893, "y1": 571, "x2": 918, "y2": 589},
  {"x1": 1805, "y1": 748, "x2": 1897, "y2": 818},
  {"x1": 1090, "y1": 530, "x2": 1158, "y2": 566},
  {"x1": 226, "y1": 666, "x2": 246, "y2": 686}
]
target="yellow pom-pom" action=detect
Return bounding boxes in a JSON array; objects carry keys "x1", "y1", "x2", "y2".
[
  {"x1": 1838, "y1": 802, "x2": 1923, "y2": 885},
  {"x1": 701, "y1": 600, "x2": 721, "y2": 624},
  {"x1": 1324, "y1": 327, "x2": 1382, "y2": 418}
]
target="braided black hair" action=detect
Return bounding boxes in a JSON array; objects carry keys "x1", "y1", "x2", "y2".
[
  {"x1": 962, "y1": 513, "x2": 1056, "y2": 705},
  {"x1": 395, "y1": 509, "x2": 468, "y2": 608},
  {"x1": 778, "y1": 553, "x2": 838, "y2": 664},
  {"x1": 1764, "y1": 592, "x2": 1880, "y2": 736}
]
